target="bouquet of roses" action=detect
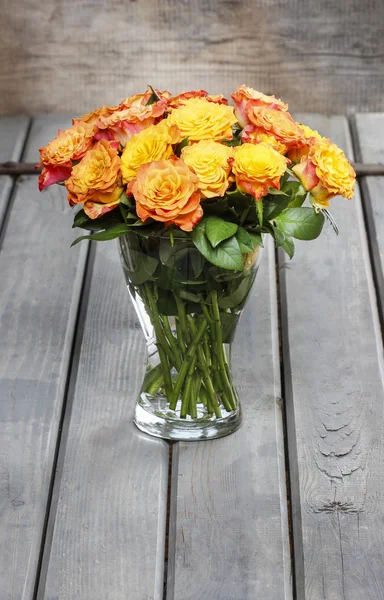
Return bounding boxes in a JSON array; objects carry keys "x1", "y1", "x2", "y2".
[{"x1": 38, "y1": 86, "x2": 355, "y2": 435}]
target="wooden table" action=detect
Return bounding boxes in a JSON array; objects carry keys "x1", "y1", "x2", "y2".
[{"x1": 1, "y1": 114, "x2": 384, "y2": 600}]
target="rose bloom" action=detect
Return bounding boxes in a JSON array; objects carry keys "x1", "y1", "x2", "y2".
[
  {"x1": 292, "y1": 138, "x2": 356, "y2": 208},
  {"x1": 65, "y1": 139, "x2": 121, "y2": 208},
  {"x1": 119, "y1": 89, "x2": 171, "y2": 110},
  {"x1": 241, "y1": 127, "x2": 288, "y2": 155},
  {"x1": 168, "y1": 90, "x2": 228, "y2": 109},
  {"x1": 231, "y1": 142, "x2": 289, "y2": 200},
  {"x1": 120, "y1": 121, "x2": 180, "y2": 183},
  {"x1": 128, "y1": 157, "x2": 202, "y2": 231},
  {"x1": 167, "y1": 98, "x2": 237, "y2": 142},
  {"x1": 231, "y1": 85, "x2": 288, "y2": 128},
  {"x1": 244, "y1": 106, "x2": 306, "y2": 150},
  {"x1": 39, "y1": 121, "x2": 95, "y2": 167},
  {"x1": 181, "y1": 140, "x2": 233, "y2": 198},
  {"x1": 287, "y1": 123, "x2": 324, "y2": 163}
]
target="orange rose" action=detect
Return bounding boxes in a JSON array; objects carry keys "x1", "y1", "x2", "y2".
[
  {"x1": 246, "y1": 107, "x2": 306, "y2": 149},
  {"x1": 168, "y1": 90, "x2": 228, "y2": 108},
  {"x1": 39, "y1": 121, "x2": 95, "y2": 167},
  {"x1": 292, "y1": 138, "x2": 356, "y2": 208},
  {"x1": 72, "y1": 104, "x2": 119, "y2": 127},
  {"x1": 83, "y1": 185, "x2": 124, "y2": 219},
  {"x1": 287, "y1": 123, "x2": 324, "y2": 163},
  {"x1": 119, "y1": 89, "x2": 171, "y2": 110},
  {"x1": 231, "y1": 85, "x2": 288, "y2": 128},
  {"x1": 65, "y1": 140, "x2": 121, "y2": 206},
  {"x1": 128, "y1": 157, "x2": 202, "y2": 231},
  {"x1": 241, "y1": 126, "x2": 288, "y2": 155}
]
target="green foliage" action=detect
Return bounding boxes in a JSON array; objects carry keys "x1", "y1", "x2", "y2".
[
  {"x1": 205, "y1": 216, "x2": 238, "y2": 247},
  {"x1": 174, "y1": 137, "x2": 190, "y2": 157},
  {"x1": 146, "y1": 85, "x2": 161, "y2": 105},
  {"x1": 190, "y1": 219, "x2": 244, "y2": 271},
  {"x1": 71, "y1": 223, "x2": 132, "y2": 246},
  {"x1": 274, "y1": 208, "x2": 325, "y2": 240}
]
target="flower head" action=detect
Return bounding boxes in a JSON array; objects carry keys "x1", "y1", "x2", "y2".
[
  {"x1": 231, "y1": 142, "x2": 289, "y2": 200},
  {"x1": 231, "y1": 85, "x2": 288, "y2": 128},
  {"x1": 181, "y1": 140, "x2": 233, "y2": 198},
  {"x1": 287, "y1": 123, "x2": 324, "y2": 163},
  {"x1": 128, "y1": 157, "x2": 202, "y2": 231},
  {"x1": 292, "y1": 138, "x2": 356, "y2": 208},
  {"x1": 65, "y1": 139, "x2": 121, "y2": 206},
  {"x1": 167, "y1": 98, "x2": 236, "y2": 142},
  {"x1": 39, "y1": 122, "x2": 95, "y2": 167},
  {"x1": 120, "y1": 121, "x2": 180, "y2": 183},
  {"x1": 245, "y1": 107, "x2": 306, "y2": 149},
  {"x1": 241, "y1": 127, "x2": 288, "y2": 155},
  {"x1": 168, "y1": 90, "x2": 228, "y2": 109}
]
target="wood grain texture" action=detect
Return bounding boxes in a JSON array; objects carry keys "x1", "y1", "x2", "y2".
[
  {"x1": 352, "y1": 114, "x2": 384, "y2": 322},
  {"x1": 38, "y1": 241, "x2": 169, "y2": 600},
  {"x1": 167, "y1": 237, "x2": 292, "y2": 600},
  {"x1": 0, "y1": 0, "x2": 383, "y2": 116},
  {"x1": 280, "y1": 115, "x2": 384, "y2": 599},
  {"x1": 0, "y1": 116, "x2": 30, "y2": 229},
  {"x1": 0, "y1": 117, "x2": 89, "y2": 599}
]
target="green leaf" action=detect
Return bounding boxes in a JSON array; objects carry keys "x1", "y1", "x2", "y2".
[
  {"x1": 236, "y1": 227, "x2": 254, "y2": 253},
  {"x1": 268, "y1": 188, "x2": 288, "y2": 196},
  {"x1": 146, "y1": 85, "x2": 161, "y2": 105},
  {"x1": 219, "y1": 276, "x2": 254, "y2": 309},
  {"x1": 256, "y1": 200, "x2": 263, "y2": 226},
  {"x1": 127, "y1": 253, "x2": 159, "y2": 285},
  {"x1": 205, "y1": 216, "x2": 238, "y2": 248},
  {"x1": 190, "y1": 221, "x2": 244, "y2": 271},
  {"x1": 274, "y1": 207, "x2": 325, "y2": 241},
  {"x1": 119, "y1": 190, "x2": 134, "y2": 207},
  {"x1": 222, "y1": 137, "x2": 242, "y2": 147},
  {"x1": 71, "y1": 223, "x2": 131, "y2": 246},
  {"x1": 264, "y1": 195, "x2": 292, "y2": 221},
  {"x1": 72, "y1": 209, "x2": 90, "y2": 229},
  {"x1": 283, "y1": 181, "x2": 307, "y2": 208},
  {"x1": 174, "y1": 137, "x2": 190, "y2": 157},
  {"x1": 281, "y1": 237, "x2": 295, "y2": 259},
  {"x1": 248, "y1": 231, "x2": 263, "y2": 248},
  {"x1": 271, "y1": 224, "x2": 286, "y2": 247}
]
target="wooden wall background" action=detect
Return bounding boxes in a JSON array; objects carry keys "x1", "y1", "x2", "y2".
[{"x1": 0, "y1": 0, "x2": 383, "y2": 116}]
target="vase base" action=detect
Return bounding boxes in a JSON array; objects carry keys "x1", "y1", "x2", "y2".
[{"x1": 134, "y1": 393, "x2": 242, "y2": 441}]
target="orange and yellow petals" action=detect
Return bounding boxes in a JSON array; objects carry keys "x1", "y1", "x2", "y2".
[
  {"x1": 119, "y1": 90, "x2": 171, "y2": 111},
  {"x1": 241, "y1": 127, "x2": 288, "y2": 155},
  {"x1": 231, "y1": 142, "x2": 289, "y2": 200},
  {"x1": 72, "y1": 104, "x2": 119, "y2": 127},
  {"x1": 287, "y1": 124, "x2": 325, "y2": 163},
  {"x1": 168, "y1": 90, "x2": 228, "y2": 109},
  {"x1": 128, "y1": 157, "x2": 202, "y2": 231},
  {"x1": 231, "y1": 85, "x2": 288, "y2": 128},
  {"x1": 65, "y1": 140, "x2": 121, "y2": 205},
  {"x1": 181, "y1": 140, "x2": 233, "y2": 198},
  {"x1": 167, "y1": 98, "x2": 237, "y2": 142},
  {"x1": 38, "y1": 165, "x2": 72, "y2": 191},
  {"x1": 39, "y1": 121, "x2": 95, "y2": 167},
  {"x1": 292, "y1": 138, "x2": 356, "y2": 208},
  {"x1": 245, "y1": 107, "x2": 306, "y2": 150},
  {"x1": 120, "y1": 121, "x2": 181, "y2": 183}
]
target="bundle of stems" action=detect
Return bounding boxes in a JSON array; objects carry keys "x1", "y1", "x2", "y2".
[{"x1": 139, "y1": 282, "x2": 238, "y2": 419}]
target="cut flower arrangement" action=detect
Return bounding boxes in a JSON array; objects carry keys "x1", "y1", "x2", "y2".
[{"x1": 38, "y1": 85, "x2": 356, "y2": 441}]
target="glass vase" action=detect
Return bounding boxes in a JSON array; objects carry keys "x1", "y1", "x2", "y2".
[{"x1": 119, "y1": 231, "x2": 262, "y2": 441}]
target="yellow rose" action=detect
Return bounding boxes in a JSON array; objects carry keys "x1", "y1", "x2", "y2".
[
  {"x1": 167, "y1": 98, "x2": 237, "y2": 142},
  {"x1": 292, "y1": 138, "x2": 355, "y2": 208},
  {"x1": 120, "y1": 121, "x2": 180, "y2": 183},
  {"x1": 181, "y1": 140, "x2": 233, "y2": 198},
  {"x1": 231, "y1": 142, "x2": 288, "y2": 200},
  {"x1": 66, "y1": 139, "x2": 121, "y2": 205},
  {"x1": 39, "y1": 121, "x2": 95, "y2": 167},
  {"x1": 128, "y1": 157, "x2": 202, "y2": 231}
]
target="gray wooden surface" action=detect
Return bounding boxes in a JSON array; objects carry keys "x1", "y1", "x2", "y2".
[
  {"x1": 167, "y1": 237, "x2": 292, "y2": 600},
  {"x1": 280, "y1": 114, "x2": 384, "y2": 599},
  {"x1": 2, "y1": 113, "x2": 384, "y2": 600},
  {"x1": 1, "y1": 1, "x2": 384, "y2": 116},
  {"x1": 0, "y1": 116, "x2": 88, "y2": 600},
  {"x1": 352, "y1": 114, "x2": 384, "y2": 321},
  {"x1": 38, "y1": 242, "x2": 169, "y2": 600}
]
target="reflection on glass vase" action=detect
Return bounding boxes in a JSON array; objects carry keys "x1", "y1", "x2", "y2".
[{"x1": 119, "y1": 231, "x2": 262, "y2": 441}]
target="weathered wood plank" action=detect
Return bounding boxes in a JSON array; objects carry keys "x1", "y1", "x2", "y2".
[
  {"x1": 1, "y1": 1, "x2": 383, "y2": 116},
  {"x1": 352, "y1": 113, "x2": 384, "y2": 321},
  {"x1": 281, "y1": 114, "x2": 384, "y2": 599},
  {"x1": 167, "y1": 237, "x2": 292, "y2": 600},
  {"x1": 38, "y1": 242, "x2": 169, "y2": 600},
  {"x1": 0, "y1": 116, "x2": 30, "y2": 229},
  {"x1": 0, "y1": 117, "x2": 89, "y2": 600}
]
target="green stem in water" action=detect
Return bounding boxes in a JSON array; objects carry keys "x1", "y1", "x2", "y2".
[
  {"x1": 157, "y1": 344, "x2": 173, "y2": 400},
  {"x1": 180, "y1": 355, "x2": 197, "y2": 418},
  {"x1": 142, "y1": 363, "x2": 164, "y2": 395},
  {"x1": 161, "y1": 314, "x2": 181, "y2": 370},
  {"x1": 143, "y1": 283, "x2": 176, "y2": 365},
  {"x1": 211, "y1": 290, "x2": 237, "y2": 411},
  {"x1": 169, "y1": 318, "x2": 208, "y2": 410}
]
